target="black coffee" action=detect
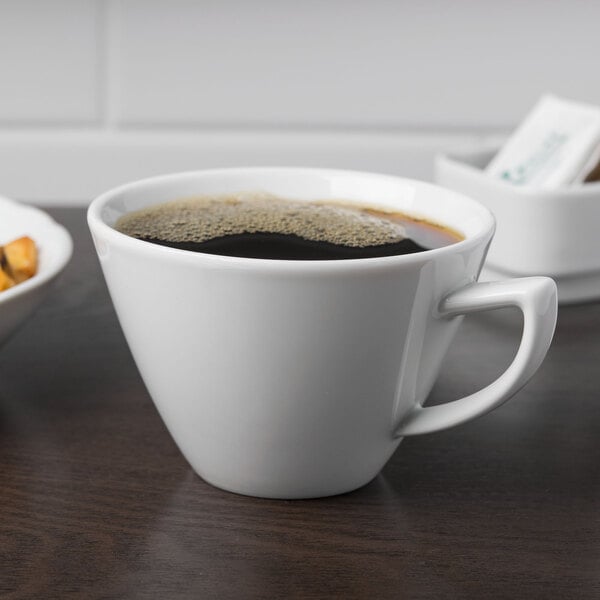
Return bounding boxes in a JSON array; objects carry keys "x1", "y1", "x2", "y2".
[{"x1": 115, "y1": 194, "x2": 462, "y2": 260}]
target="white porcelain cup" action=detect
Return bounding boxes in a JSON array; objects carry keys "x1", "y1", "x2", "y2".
[{"x1": 87, "y1": 168, "x2": 557, "y2": 499}]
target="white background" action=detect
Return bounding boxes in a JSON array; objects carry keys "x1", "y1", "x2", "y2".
[{"x1": 0, "y1": 0, "x2": 598, "y2": 204}]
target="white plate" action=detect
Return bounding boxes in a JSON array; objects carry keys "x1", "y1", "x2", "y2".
[{"x1": 0, "y1": 195, "x2": 72, "y2": 345}]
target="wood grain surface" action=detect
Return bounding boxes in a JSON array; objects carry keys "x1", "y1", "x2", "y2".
[{"x1": 0, "y1": 208, "x2": 598, "y2": 599}]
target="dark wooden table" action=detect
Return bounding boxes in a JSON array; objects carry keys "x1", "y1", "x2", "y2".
[{"x1": 1, "y1": 208, "x2": 599, "y2": 599}]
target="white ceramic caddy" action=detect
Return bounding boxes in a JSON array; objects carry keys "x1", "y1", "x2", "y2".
[
  {"x1": 436, "y1": 147, "x2": 600, "y2": 304},
  {"x1": 88, "y1": 168, "x2": 557, "y2": 499},
  {"x1": 0, "y1": 195, "x2": 72, "y2": 346}
]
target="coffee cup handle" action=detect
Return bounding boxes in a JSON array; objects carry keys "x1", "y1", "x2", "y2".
[{"x1": 394, "y1": 276, "x2": 557, "y2": 437}]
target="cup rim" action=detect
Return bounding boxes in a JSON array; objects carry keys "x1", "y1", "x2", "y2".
[{"x1": 87, "y1": 167, "x2": 495, "y2": 270}]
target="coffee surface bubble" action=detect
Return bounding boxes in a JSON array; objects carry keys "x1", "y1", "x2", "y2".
[{"x1": 116, "y1": 193, "x2": 407, "y2": 248}]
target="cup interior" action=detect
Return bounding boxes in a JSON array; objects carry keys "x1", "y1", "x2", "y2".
[{"x1": 90, "y1": 168, "x2": 495, "y2": 251}]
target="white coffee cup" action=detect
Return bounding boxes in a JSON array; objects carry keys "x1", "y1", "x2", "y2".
[{"x1": 87, "y1": 168, "x2": 557, "y2": 499}]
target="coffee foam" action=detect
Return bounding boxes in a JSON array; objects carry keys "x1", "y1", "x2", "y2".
[{"x1": 115, "y1": 193, "x2": 407, "y2": 248}]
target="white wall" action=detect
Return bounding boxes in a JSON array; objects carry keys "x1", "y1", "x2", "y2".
[{"x1": 0, "y1": 0, "x2": 598, "y2": 204}]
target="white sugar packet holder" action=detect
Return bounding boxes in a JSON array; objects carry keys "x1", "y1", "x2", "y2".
[{"x1": 437, "y1": 147, "x2": 600, "y2": 304}]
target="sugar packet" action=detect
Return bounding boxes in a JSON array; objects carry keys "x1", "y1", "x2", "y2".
[{"x1": 485, "y1": 95, "x2": 600, "y2": 188}]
